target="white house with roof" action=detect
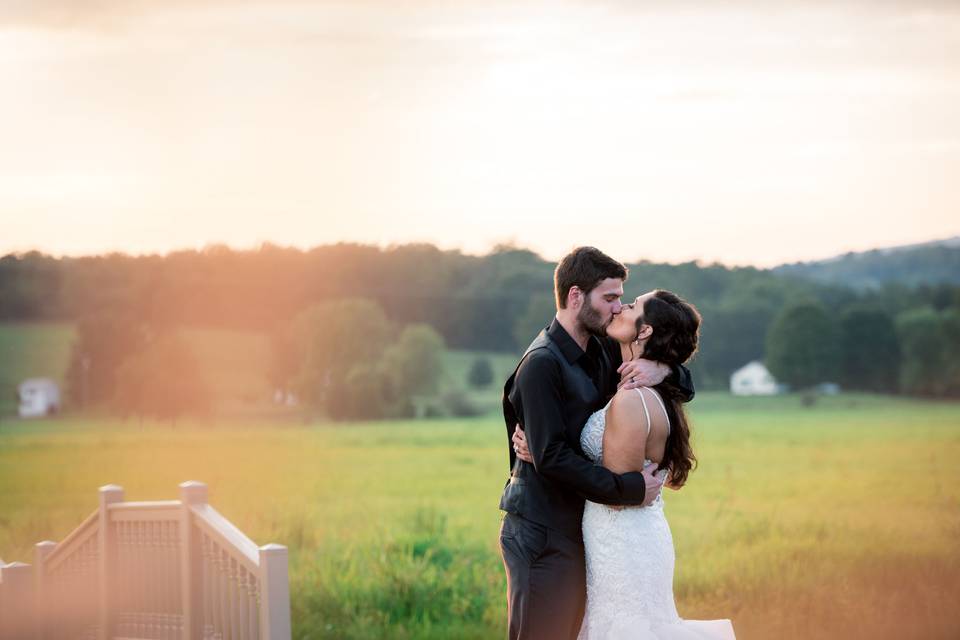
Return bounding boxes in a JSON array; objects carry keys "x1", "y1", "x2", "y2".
[
  {"x1": 17, "y1": 378, "x2": 60, "y2": 418},
  {"x1": 730, "y1": 361, "x2": 782, "y2": 396}
]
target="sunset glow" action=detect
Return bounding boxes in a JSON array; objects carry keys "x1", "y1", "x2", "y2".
[{"x1": 2, "y1": 1, "x2": 959, "y2": 266}]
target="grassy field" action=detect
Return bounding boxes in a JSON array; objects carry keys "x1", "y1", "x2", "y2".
[{"x1": 1, "y1": 393, "x2": 958, "y2": 639}]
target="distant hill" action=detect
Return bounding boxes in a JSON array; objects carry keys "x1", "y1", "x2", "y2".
[{"x1": 772, "y1": 236, "x2": 960, "y2": 289}]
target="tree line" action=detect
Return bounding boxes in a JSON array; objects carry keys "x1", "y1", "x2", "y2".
[{"x1": 3, "y1": 243, "x2": 960, "y2": 420}]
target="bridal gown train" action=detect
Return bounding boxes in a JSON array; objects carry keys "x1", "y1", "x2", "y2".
[{"x1": 577, "y1": 389, "x2": 736, "y2": 640}]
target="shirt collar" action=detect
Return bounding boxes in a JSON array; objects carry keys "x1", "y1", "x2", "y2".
[{"x1": 547, "y1": 317, "x2": 599, "y2": 365}]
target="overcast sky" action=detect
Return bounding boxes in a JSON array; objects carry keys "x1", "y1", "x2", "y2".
[{"x1": 2, "y1": 0, "x2": 958, "y2": 266}]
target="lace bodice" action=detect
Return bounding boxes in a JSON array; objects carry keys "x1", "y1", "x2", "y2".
[
  {"x1": 580, "y1": 403, "x2": 608, "y2": 465},
  {"x1": 580, "y1": 399, "x2": 659, "y2": 476}
]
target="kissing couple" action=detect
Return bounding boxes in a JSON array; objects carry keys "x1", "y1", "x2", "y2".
[{"x1": 499, "y1": 246, "x2": 735, "y2": 640}]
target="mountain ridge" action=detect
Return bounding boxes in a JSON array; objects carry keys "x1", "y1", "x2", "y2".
[{"x1": 771, "y1": 235, "x2": 960, "y2": 289}]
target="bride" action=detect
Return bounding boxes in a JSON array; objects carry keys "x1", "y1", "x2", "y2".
[{"x1": 514, "y1": 289, "x2": 735, "y2": 639}]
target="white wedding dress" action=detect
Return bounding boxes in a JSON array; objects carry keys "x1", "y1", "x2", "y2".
[{"x1": 577, "y1": 389, "x2": 735, "y2": 640}]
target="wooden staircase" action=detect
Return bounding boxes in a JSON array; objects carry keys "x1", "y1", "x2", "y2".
[{"x1": 0, "y1": 482, "x2": 291, "y2": 640}]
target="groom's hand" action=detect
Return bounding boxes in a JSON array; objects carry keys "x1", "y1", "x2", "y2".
[
  {"x1": 641, "y1": 463, "x2": 664, "y2": 507},
  {"x1": 618, "y1": 359, "x2": 670, "y2": 390}
]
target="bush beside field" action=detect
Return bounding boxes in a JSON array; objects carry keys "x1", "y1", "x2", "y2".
[{"x1": 1, "y1": 394, "x2": 958, "y2": 639}]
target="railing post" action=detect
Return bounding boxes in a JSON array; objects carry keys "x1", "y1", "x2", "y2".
[
  {"x1": 97, "y1": 484, "x2": 124, "y2": 640},
  {"x1": 0, "y1": 561, "x2": 35, "y2": 639},
  {"x1": 34, "y1": 541, "x2": 57, "y2": 639},
  {"x1": 258, "y1": 544, "x2": 290, "y2": 640},
  {"x1": 179, "y1": 481, "x2": 207, "y2": 640}
]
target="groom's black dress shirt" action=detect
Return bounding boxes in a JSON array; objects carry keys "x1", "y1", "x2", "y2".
[{"x1": 499, "y1": 318, "x2": 694, "y2": 542}]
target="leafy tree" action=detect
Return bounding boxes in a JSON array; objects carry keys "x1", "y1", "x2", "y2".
[
  {"x1": 0, "y1": 252, "x2": 64, "y2": 320},
  {"x1": 292, "y1": 301, "x2": 447, "y2": 420},
  {"x1": 293, "y1": 299, "x2": 392, "y2": 412},
  {"x1": 442, "y1": 389, "x2": 483, "y2": 417},
  {"x1": 838, "y1": 308, "x2": 900, "y2": 392},
  {"x1": 941, "y1": 309, "x2": 960, "y2": 396},
  {"x1": 467, "y1": 357, "x2": 494, "y2": 389},
  {"x1": 765, "y1": 301, "x2": 841, "y2": 389},
  {"x1": 513, "y1": 294, "x2": 555, "y2": 350},
  {"x1": 692, "y1": 284, "x2": 783, "y2": 389},
  {"x1": 267, "y1": 325, "x2": 299, "y2": 394},
  {"x1": 65, "y1": 311, "x2": 150, "y2": 408},
  {"x1": 326, "y1": 363, "x2": 408, "y2": 421},
  {"x1": 113, "y1": 332, "x2": 211, "y2": 422},
  {"x1": 383, "y1": 324, "x2": 446, "y2": 398},
  {"x1": 895, "y1": 308, "x2": 948, "y2": 397}
]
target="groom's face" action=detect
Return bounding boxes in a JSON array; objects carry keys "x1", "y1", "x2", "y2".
[{"x1": 578, "y1": 277, "x2": 624, "y2": 337}]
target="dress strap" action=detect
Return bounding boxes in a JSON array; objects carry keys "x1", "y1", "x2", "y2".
[
  {"x1": 635, "y1": 387, "x2": 671, "y2": 437},
  {"x1": 650, "y1": 388, "x2": 671, "y2": 437},
  {"x1": 634, "y1": 388, "x2": 652, "y2": 436}
]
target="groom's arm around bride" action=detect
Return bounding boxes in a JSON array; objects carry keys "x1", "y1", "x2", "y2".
[{"x1": 507, "y1": 347, "x2": 661, "y2": 508}]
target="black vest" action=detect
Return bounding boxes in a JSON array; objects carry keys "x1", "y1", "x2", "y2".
[{"x1": 499, "y1": 328, "x2": 613, "y2": 541}]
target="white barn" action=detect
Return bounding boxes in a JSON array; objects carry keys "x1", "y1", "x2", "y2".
[
  {"x1": 730, "y1": 361, "x2": 782, "y2": 396},
  {"x1": 17, "y1": 378, "x2": 61, "y2": 418}
]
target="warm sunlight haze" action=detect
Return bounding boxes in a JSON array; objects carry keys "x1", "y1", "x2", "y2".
[{"x1": 2, "y1": 0, "x2": 959, "y2": 266}]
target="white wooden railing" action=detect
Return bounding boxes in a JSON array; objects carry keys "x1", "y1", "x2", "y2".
[{"x1": 0, "y1": 482, "x2": 290, "y2": 640}]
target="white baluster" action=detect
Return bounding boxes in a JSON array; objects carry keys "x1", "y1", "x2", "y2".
[
  {"x1": 138, "y1": 522, "x2": 147, "y2": 638},
  {"x1": 180, "y1": 481, "x2": 207, "y2": 640},
  {"x1": 153, "y1": 520, "x2": 160, "y2": 636},
  {"x1": 117, "y1": 522, "x2": 127, "y2": 636},
  {"x1": 228, "y1": 556, "x2": 238, "y2": 640},
  {"x1": 35, "y1": 540, "x2": 57, "y2": 636},
  {"x1": 258, "y1": 545, "x2": 290, "y2": 640},
  {"x1": 218, "y1": 547, "x2": 228, "y2": 640},
  {"x1": 237, "y1": 558, "x2": 246, "y2": 640},
  {"x1": 248, "y1": 575, "x2": 259, "y2": 640},
  {"x1": 202, "y1": 534, "x2": 214, "y2": 640},
  {"x1": 164, "y1": 520, "x2": 173, "y2": 640},
  {"x1": 98, "y1": 484, "x2": 124, "y2": 640},
  {"x1": 146, "y1": 521, "x2": 153, "y2": 637},
  {"x1": 0, "y1": 562, "x2": 34, "y2": 639}
]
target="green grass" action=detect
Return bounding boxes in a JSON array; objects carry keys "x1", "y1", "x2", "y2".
[
  {"x1": 434, "y1": 349, "x2": 519, "y2": 415},
  {"x1": 1, "y1": 393, "x2": 958, "y2": 638}
]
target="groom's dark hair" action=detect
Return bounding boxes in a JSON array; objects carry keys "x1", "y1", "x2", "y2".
[{"x1": 554, "y1": 247, "x2": 628, "y2": 309}]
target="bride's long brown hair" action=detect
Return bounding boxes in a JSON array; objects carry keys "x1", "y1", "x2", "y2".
[{"x1": 632, "y1": 289, "x2": 701, "y2": 487}]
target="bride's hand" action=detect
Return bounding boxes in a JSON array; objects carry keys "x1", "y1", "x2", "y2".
[
  {"x1": 618, "y1": 359, "x2": 670, "y2": 390},
  {"x1": 640, "y1": 463, "x2": 665, "y2": 507},
  {"x1": 512, "y1": 425, "x2": 534, "y2": 463}
]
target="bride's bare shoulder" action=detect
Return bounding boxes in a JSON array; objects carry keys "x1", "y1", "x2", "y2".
[
  {"x1": 608, "y1": 387, "x2": 665, "y2": 434},
  {"x1": 607, "y1": 388, "x2": 650, "y2": 431}
]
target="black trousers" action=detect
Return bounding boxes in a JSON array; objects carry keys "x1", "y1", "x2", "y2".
[{"x1": 498, "y1": 513, "x2": 586, "y2": 640}]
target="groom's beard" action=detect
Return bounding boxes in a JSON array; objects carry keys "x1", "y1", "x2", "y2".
[{"x1": 578, "y1": 302, "x2": 609, "y2": 337}]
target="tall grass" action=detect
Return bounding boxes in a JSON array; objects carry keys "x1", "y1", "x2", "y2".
[{"x1": 1, "y1": 393, "x2": 958, "y2": 638}]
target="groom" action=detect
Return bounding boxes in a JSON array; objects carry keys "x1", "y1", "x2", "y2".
[{"x1": 498, "y1": 246, "x2": 695, "y2": 640}]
